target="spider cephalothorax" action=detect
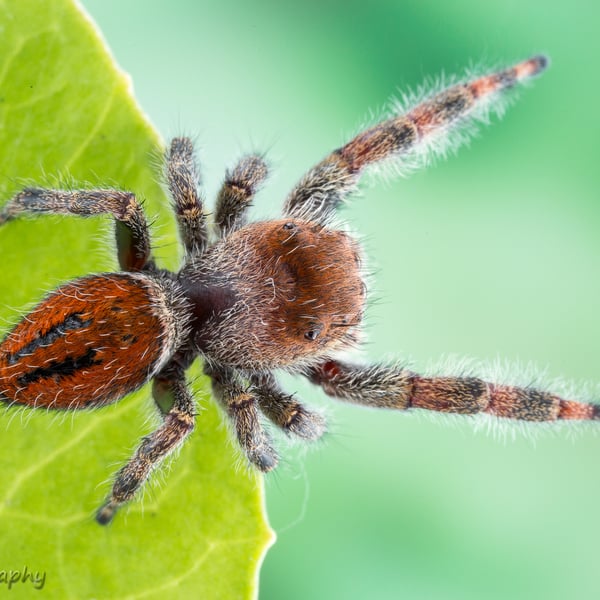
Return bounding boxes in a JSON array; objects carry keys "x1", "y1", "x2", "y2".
[
  {"x1": 184, "y1": 218, "x2": 366, "y2": 370},
  {"x1": 3, "y1": 55, "x2": 591, "y2": 526}
]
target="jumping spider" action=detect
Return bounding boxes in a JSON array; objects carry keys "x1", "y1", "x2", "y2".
[{"x1": 1, "y1": 55, "x2": 580, "y2": 526}]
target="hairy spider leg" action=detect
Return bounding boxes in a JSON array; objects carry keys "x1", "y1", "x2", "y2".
[
  {"x1": 0, "y1": 188, "x2": 153, "y2": 271},
  {"x1": 206, "y1": 364, "x2": 279, "y2": 472},
  {"x1": 96, "y1": 370, "x2": 196, "y2": 525},
  {"x1": 166, "y1": 137, "x2": 208, "y2": 257},
  {"x1": 284, "y1": 55, "x2": 548, "y2": 223},
  {"x1": 250, "y1": 371, "x2": 327, "y2": 440},
  {"x1": 214, "y1": 154, "x2": 269, "y2": 238},
  {"x1": 308, "y1": 359, "x2": 600, "y2": 422}
]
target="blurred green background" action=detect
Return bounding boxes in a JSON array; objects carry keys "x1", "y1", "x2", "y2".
[{"x1": 78, "y1": 0, "x2": 599, "y2": 598}]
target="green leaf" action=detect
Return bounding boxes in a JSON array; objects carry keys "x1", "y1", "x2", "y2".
[{"x1": 0, "y1": 1, "x2": 274, "y2": 598}]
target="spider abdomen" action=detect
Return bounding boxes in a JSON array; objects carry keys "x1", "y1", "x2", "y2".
[{"x1": 0, "y1": 273, "x2": 185, "y2": 409}]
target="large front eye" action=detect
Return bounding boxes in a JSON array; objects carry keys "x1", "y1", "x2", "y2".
[{"x1": 304, "y1": 324, "x2": 323, "y2": 341}]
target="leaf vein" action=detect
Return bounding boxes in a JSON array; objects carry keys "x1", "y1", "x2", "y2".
[
  {"x1": 0, "y1": 400, "x2": 136, "y2": 510},
  {"x1": 62, "y1": 81, "x2": 118, "y2": 171}
]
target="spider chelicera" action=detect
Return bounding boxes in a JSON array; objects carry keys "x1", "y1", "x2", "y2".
[{"x1": 1, "y1": 55, "x2": 579, "y2": 526}]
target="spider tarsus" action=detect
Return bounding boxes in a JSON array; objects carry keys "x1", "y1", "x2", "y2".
[
  {"x1": 251, "y1": 373, "x2": 329, "y2": 440},
  {"x1": 249, "y1": 445, "x2": 279, "y2": 472},
  {"x1": 287, "y1": 408, "x2": 327, "y2": 441},
  {"x1": 529, "y1": 54, "x2": 549, "y2": 74},
  {"x1": 95, "y1": 501, "x2": 118, "y2": 526}
]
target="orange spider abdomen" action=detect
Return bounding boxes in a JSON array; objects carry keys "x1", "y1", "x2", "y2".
[{"x1": 0, "y1": 274, "x2": 167, "y2": 409}]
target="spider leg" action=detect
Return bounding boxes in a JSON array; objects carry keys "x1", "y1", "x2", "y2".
[
  {"x1": 165, "y1": 137, "x2": 208, "y2": 257},
  {"x1": 206, "y1": 364, "x2": 278, "y2": 472},
  {"x1": 214, "y1": 155, "x2": 268, "y2": 238},
  {"x1": 96, "y1": 368, "x2": 196, "y2": 525},
  {"x1": 250, "y1": 371, "x2": 327, "y2": 440},
  {"x1": 0, "y1": 188, "x2": 153, "y2": 271},
  {"x1": 307, "y1": 359, "x2": 600, "y2": 422},
  {"x1": 284, "y1": 55, "x2": 548, "y2": 223}
]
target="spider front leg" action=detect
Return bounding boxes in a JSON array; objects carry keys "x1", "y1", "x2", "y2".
[
  {"x1": 284, "y1": 55, "x2": 548, "y2": 223},
  {"x1": 308, "y1": 359, "x2": 600, "y2": 422},
  {"x1": 214, "y1": 155, "x2": 268, "y2": 238},
  {"x1": 166, "y1": 137, "x2": 208, "y2": 257},
  {"x1": 96, "y1": 369, "x2": 196, "y2": 525},
  {"x1": 0, "y1": 188, "x2": 153, "y2": 271},
  {"x1": 206, "y1": 364, "x2": 278, "y2": 472}
]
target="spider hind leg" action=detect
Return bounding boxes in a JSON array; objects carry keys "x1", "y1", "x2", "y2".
[{"x1": 96, "y1": 369, "x2": 196, "y2": 525}]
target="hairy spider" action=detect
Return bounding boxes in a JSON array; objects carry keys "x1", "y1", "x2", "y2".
[{"x1": 1, "y1": 55, "x2": 579, "y2": 526}]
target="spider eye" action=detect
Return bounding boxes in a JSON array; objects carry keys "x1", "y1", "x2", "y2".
[
  {"x1": 283, "y1": 222, "x2": 297, "y2": 230},
  {"x1": 304, "y1": 325, "x2": 323, "y2": 341}
]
